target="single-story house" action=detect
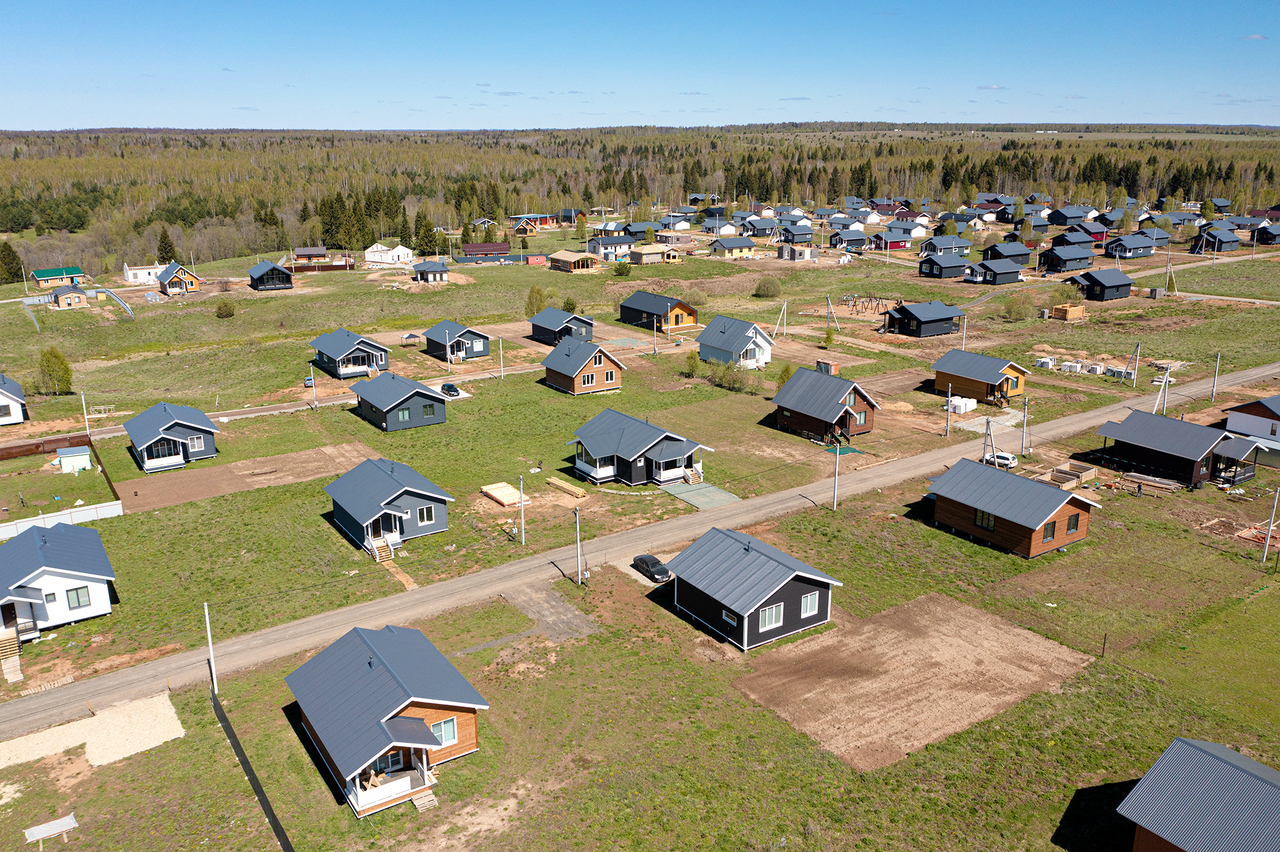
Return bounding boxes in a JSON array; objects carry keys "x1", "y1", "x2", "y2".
[
  {"x1": 508, "y1": 213, "x2": 556, "y2": 228},
  {"x1": 965, "y1": 259, "x2": 1023, "y2": 285},
  {"x1": 932, "y1": 349, "x2": 1028, "y2": 405},
  {"x1": 558, "y1": 208, "x2": 583, "y2": 224},
  {"x1": 310, "y1": 328, "x2": 390, "y2": 378},
  {"x1": 1095, "y1": 409, "x2": 1259, "y2": 487},
  {"x1": 884, "y1": 301, "x2": 964, "y2": 337},
  {"x1": 701, "y1": 220, "x2": 738, "y2": 237},
  {"x1": 460, "y1": 242, "x2": 510, "y2": 258},
  {"x1": 920, "y1": 235, "x2": 972, "y2": 257},
  {"x1": 927, "y1": 458, "x2": 1098, "y2": 558},
  {"x1": 569, "y1": 408, "x2": 710, "y2": 486},
  {"x1": 548, "y1": 250, "x2": 599, "y2": 273},
  {"x1": 919, "y1": 254, "x2": 968, "y2": 278},
  {"x1": 870, "y1": 232, "x2": 912, "y2": 251},
  {"x1": 811, "y1": 207, "x2": 839, "y2": 222},
  {"x1": 30, "y1": 266, "x2": 84, "y2": 289},
  {"x1": 771, "y1": 367, "x2": 880, "y2": 442},
  {"x1": 1116, "y1": 738, "x2": 1280, "y2": 852},
  {"x1": 529, "y1": 307, "x2": 593, "y2": 345},
  {"x1": 780, "y1": 225, "x2": 814, "y2": 244},
  {"x1": 541, "y1": 339, "x2": 625, "y2": 395},
  {"x1": 325, "y1": 458, "x2": 454, "y2": 560},
  {"x1": 656, "y1": 230, "x2": 694, "y2": 245},
  {"x1": 625, "y1": 221, "x2": 663, "y2": 239},
  {"x1": 658, "y1": 215, "x2": 691, "y2": 230},
  {"x1": 470, "y1": 217, "x2": 497, "y2": 230},
  {"x1": 0, "y1": 524, "x2": 116, "y2": 650},
  {"x1": 668, "y1": 528, "x2": 843, "y2": 651},
  {"x1": 982, "y1": 242, "x2": 1031, "y2": 266},
  {"x1": 1039, "y1": 245, "x2": 1094, "y2": 273},
  {"x1": 248, "y1": 260, "x2": 293, "y2": 290},
  {"x1": 826, "y1": 216, "x2": 859, "y2": 232},
  {"x1": 1192, "y1": 229, "x2": 1241, "y2": 253},
  {"x1": 157, "y1": 261, "x2": 203, "y2": 296},
  {"x1": 731, "y1": 210, "x2": 757, "y2": 224},
  {"x1": 895, "y1": 211, "x2": 930, "y2": 226},
  {"x1": 1047, "y1": 206, "x2": 1091, "y2": 227},
  {"x1": 1052, "y1": 230, "x2": 1095, "y2": 250},
  {"x1": 1071, "y1": 268, "x2": 1134, "y2": 301},
  {"x1": 1251, "y1": 224, "x2": 1280, "y2": 245},
  {"x1": 123, "y1": 262, "x2": 167, "y2": 284},
  {"x1": 0, "y1": 374, "x2": 27, "y2": 425},
  {"x1": 742, "y1": 218, "x2": 778, "y2": 238},
  {"x1": 587, "y1": 235, "x2": 636, "y2": 260},
  {"x1": 1208, "y1": 197, "x2": 1232, "y2": 214},
  {"x1": 1226, "y1": 393, "x2": 1280, "y2": 467},
  {"x1": 123, "y1": 401, "x2": 220, "y2": 473},
  {"x1": 630, "y1": 244, "x2": 680, "y2": 265},
  {"x1": 350, "y1": 372, "x2": 449, "y2": 432},
  {"x1": 710, "y1": 236, "x2": 756, "y2": 258},
  {"x1": 1137, "y1": 227, "x2": 1171, "y2": 246},
  {"x1": 696, "y1": 315, "x2": 773, "y2": 370},
  {"x1": 1015, "y1": 215, "x2": 1050, "y2": 234},
  {"x1": 423, "y1": 320, "x2": 491, "y2": 362},
  {"x1": 619, "y1": 291, "x2": 698, "y2": 332},
  {"x1": 831, "y1": 230, "x2": 870, "y2": 252},
  {"x1": 1095, "y1": 209, "x2": 1127, "y2": 229},
  {"x1": 778, "y1": 214, "x2": 813, "y2": 229},
  {"x1": 591, "y1": 222, "x2": 626, "y2": 237},
  {"x1": 365, "y1": 243, "x2": 414, "y2": 266},
  {"x1": 886, "y1": 222, "x2": 927, "y2": 241},
  {"x1": 285, "y1": 625, "x2": 488, "y2": 818},
  {"x1": 1070, "y1": 221, "x2": 1108, "y2": 244},
  {"x1": 777, "y1": 244, "x2": 817, "y2": 262},
  {"x1": 411, "y1": 260, "x2": 448, "y2": 283},
  {"x1": 50, "y1": 284, "x2": 89, "y2": 309},
  {"x1": 294, "y1": 247, "x2": 328, "y2": 262}
]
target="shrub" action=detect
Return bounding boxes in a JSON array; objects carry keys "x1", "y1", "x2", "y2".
[
  {"x1": 754, "y1": 277, "x2": 782, "y2": 298},
  {"x1": 684, "y1": 287, "x2": 707, "y2": 306},
  {"x1": 36, "y1": 347, "x2": 72, "y2": 395},
  {"x1": 562, "y1": 295, "x2": 578, "y2": 314},
  {"x1": 683, "y1": 348, "x2": 700, "y2": 378},
  {"x1": 613, "y1": 262, "x2": 631, "y2": 277},
  {"x1": 1001, "y1": 291, "x2": 1037, "y2": 321},
  {"x1": 777, "y1": 362, "x2": 795, "y2": 389},
  {"x1": 215, "y1": 299, "x2": 235, "y2": 319},
  {"x1": 823, "y1": 327, "x2": 835, "y2": 347},
  {"x1": 1051, "y1": 282, "x2": 1081, "y2": 304}
]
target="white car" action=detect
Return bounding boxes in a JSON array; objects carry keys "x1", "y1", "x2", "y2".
[{"x1": 982, "y1": 451, "x2": 1018, "y2": 469}]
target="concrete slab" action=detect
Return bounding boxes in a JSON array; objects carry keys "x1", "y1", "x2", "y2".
[
  {"x1": 503, "y1": 585, "x2": 597, "y2": 643},
  {"x1": 660, "y1": 481, "x2": 742, "y2": 510}
]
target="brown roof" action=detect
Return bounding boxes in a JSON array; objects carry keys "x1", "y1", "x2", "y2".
[
  {"x1": 549, "y1": 250, "x2": 595, "y2": 262},
  {"x1": 462, "y1": 242, "x2": 510, "y2": 254}
]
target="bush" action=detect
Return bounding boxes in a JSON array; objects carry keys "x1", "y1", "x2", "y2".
[
  {"x1": 36, "y1": 347, "x2": 72, "y2": 395},
  {"x1": 562, "y1": 295, "x2": 578, "y2": 314},
  {"x1": 1001, "y1": 291, "x2": 1037, "y2": 321},
  {"x1": 705, "y1": 360, "x2": 747, "y2": 392},
  {"x1": 1051, "y1": 282, "x2": 1081, "y2": 304},
  {"x1": 684, "y1": 287, "x2": 707, "y2": 306},
  {"x1": 777, "y1": 362, "x2": 795, "y2": 389},
  {"x1": 215, "y1": 299, "x2": 235, "y2": 319},
  {"x1": 754, "y1": 277, "x2": 782, "y2": 298},
  {"x1": 613, "y1": 262, "x2": 631, "y2": 277},
  {"x1": 823, "y1": 327, "x2": 835, "y2": 348},
  {"x1": 683, "y1": 348, "x2": 700, "y2": 378}
]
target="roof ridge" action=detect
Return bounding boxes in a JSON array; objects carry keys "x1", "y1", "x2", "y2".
[{"x1": 358, "y1": 626, "x2": 414, "y2": 698}]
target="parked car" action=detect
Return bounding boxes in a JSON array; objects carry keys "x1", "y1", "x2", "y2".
[
  {"x1": 440, "y1": 383, "x2": 461, "y2": 397},
  {"x1": 303, "y1": 376, "x2": 314, "y2": 388},
  {"x1": 630, "y1": 554, "x2": 672, "y2": 583},
  {"x1": 981, "y1": 451, "x2": 1018, "y2": 469}
]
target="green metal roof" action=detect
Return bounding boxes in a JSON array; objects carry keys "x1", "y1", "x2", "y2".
[{"x1": 31, "y1": 266, "x2": 83, "y2": 279}]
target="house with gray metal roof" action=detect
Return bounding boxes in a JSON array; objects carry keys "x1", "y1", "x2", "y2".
[
  {"x1": 711, "y1": 236, "x2": 758, "y2": 258},
  {"x1": 1192, "y1": 229, "x2": 1241, "y2": 254},
  {"x1": 927, "y1": 458, "x2": 1099, "y2": 558},
  {"x1": 285, "y1": 625, "x2": 489, "y2": 818},
  {"x1": 123, "y1": 401, "x2": 220, "y2": 473},
  {"x1": 324, "y1": 458, "x2": 454, "y2": 561},
  {"x1": 350, "y1": 373, "x2": 449, "y2": 432},
  {"x1": 742, "y1": 218, "x2": 779, "y2": 238},
  {"x1": 919, "y1": 235, "x2": 972, "y2": 257},
  {"x1": 780, "y1": 224, "x2": 814, "y2": 244},
  {"x1": 1039, "y1": 244, "x2": 1095, "y2": 273},
  {"x1": 156, "y1": 261, "x2": 203, "y2": 296},
  {"x1": 1103, "y1": 234, "x2": 1157, "y2": 259},
  {"x1": 529, "y1": 307, "x2": 594, "y2": 345},
  {"x1": 1137, "y1": 226, "x2": 1171, "y2": 246},
  {"x1": 919, "y1": 253, "x2": 968, "y2": 278},
  {"x1": 982, "y1": 241, "x2": 1032, "y2": 266},
  {"x1": 411, "y1": 260, "x2": 448, "y2": 283},
  {"x1": 932, "y1": 350, "x2": 1028, "y2": 406},
  {"x1": 668, "y1": 528, "x2": 842, "y2": 651},
  {"x1": 771, "y1": 367, "x2": 879, "y2": 442},
  {"x1": 696, "y1": 315, "x2": 773, "y2": 370},
  {"x1": 587, "y1": 234, "x2": 637, "y2": 260},
  {"x1": 310, "y1": 328, "x2": 390, "y2": 379},
  {"x1": 0, "y1": 374, "x2": 26, "y2": 426},
  {"x1": 883, "y1": 301, "x2": 964, "y2": 338},
  {"x1": 423, "y1": 320, "x2": 490, "y2": 363},
  {"x1": 50, "y1": 283, "x2": 89, "y2": 310},
  {"x1": 1095, "y1": 409, "x2": 1259, "y2": 487},
  {"x1": 1047, "y1": 205, "x2": 1091, "y2": 227},
  {"x1": 1071, "y1": 268, "x2": 1134, "y2": 301},
  {"x1": 569, "y1": 408, "x2": 710, "y2": 486},
  {"x1": 619, "y1": 291, "x2": 698, "y2": 332},
  {"x1": 964, "y1": 258, "x2": 1023, "y2": 285},
  {"x1": 0, "y1": 523, "x2": 116, "y2": 660},
  {"x1": 247, "y1": 260, "x2": 293, "y2": 290},
  {"x1": 1225, "y1": 393, "x2": 1280, "y2": 467},
  {"x1": 541, "y1": 339, "x2": 625, "y2": 395},
  {"x1": 832, "y1": 230, "x2": 870, "y2": 252},
  {"x1": 1116, "y1": 737, "x2": 1280, "y2": 852}
]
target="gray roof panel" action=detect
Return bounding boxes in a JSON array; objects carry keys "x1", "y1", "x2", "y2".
[
  {"x1": 0, "y1": 523, "x2": 115, "y2": 594},
  {"x1": 123, "y1": 401, "x2": 219, "y2": 449},
  {"x1": 621, "y1": 290, "x2": 690, "y2": 315},
  {"x1": 572, "y1": 408, "x2": 705, "y2": 461},
  {"x1": 1096, "y1": 410, "x2": 1228, "y2": 461},
  {"x1": 324, "y1": 458, "x2": 454, "y2": 526},
  {"x1": 897, "y1": 300, "x2": 965, "y2": 322},
  {"x1": 248, "y1": 260, "x2": 290, "y2": 278},
  {"x1": 309, "y1": 328, "x2": 390, "y2": 362},
  {"x1": 932, "y1": 349, "x2": 1026, "y2": 384},
  {"x1": 928, "y1": 459, "x2": 1098, "y2": 530},
  {"x1": 350, "y1": 372, "x2": 448, "y2": 410},
  {"x1": 424, "y1": 320, "x2": 490, "y2": 345},
  {"x1": 529, "y1": 306, "x2": 593, "y2": 329},
  {"x1": 0, "y1": 373, "x2": 25, "y2": 404},
  {"x1": 770, "y1": 368, "x2": 879, "y2": 424},
  {"x1": 668, "y1": 528, "x2": 841, "y2": 615},
  {"x1": 696, "y1": 315, "x2": 771, "y2": 355},
  {"x1": 540, "y1": 339, "x2": 624, "y2": 376}
]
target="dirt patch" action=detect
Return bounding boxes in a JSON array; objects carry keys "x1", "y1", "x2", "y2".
[
  {"x1": 37, "y1": 747, "x2": 92, "y2": 794},
  {"x1": 878, "y1": 400, "x2": 914, "y2": 413},
  {"x1": 734, "y1": 594, "x2": 1091, "y2": 771},
  {"x1": 0, "y1": 780, "x2": 22, "y2": 805}
]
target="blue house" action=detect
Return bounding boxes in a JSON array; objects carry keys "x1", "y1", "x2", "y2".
[
  {"x1": 423, "y1": 321, "x2": 491, "y2": 363},
  {"x1": 325, "y1": 458, "x2": 454, "y2": 561},
  {"x1": 351, "y1": 372, "x2": 449, "y2": 432},
  {"x1": 310, "y1": 329, "x2": 390, "y2": 379},
  {"x1": 123, "y1": 402, "x2": 220, "y2": 473}
]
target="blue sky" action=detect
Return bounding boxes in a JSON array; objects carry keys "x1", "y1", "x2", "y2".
[{"x1": 4, "y1": 1, "x2": 1277, "y2": 130}]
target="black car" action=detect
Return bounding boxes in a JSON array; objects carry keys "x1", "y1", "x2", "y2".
[
  {"x1": 630, "y1": 554, "x2": 671, "y2": 583},
  {"x1": 440, "y1": 383, "x2": 461, "y2": 397}
]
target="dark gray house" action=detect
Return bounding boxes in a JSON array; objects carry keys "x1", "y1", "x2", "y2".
[
  {"x1": 1047, "y1": 206, "x2": 1091, "y2": 227},
  {"x1": 1137, "y1": 227, "x2": 1171, "y2": 247},
  {"x1": 1116, "y1": 738, "x2": 1280, "y2": 852},
  {"x1": 1052, "y1": 230, "x2": 1095, "y2": 250},
  {"x1": 1071, "y1": 268, "x2": 1134, "y2": 301},
  {"x1": 919, "y1": 253, "x2": 968, "y2": 278},
  {"x1": 780, "y1": 225, "x2": 814, "y2": 244},
  {"x1": 1095, "y1": 409, "x2": 1259, "y2": 487},
  {"x1": 1192, "y1": 229, "x2": 1241, "y2": 253},
  {"x1": 325, "y1": 458, "x2": 454, "y2": 561},
  {"x1": 411, "y1": 260, "x2": 448, "y2": 283},
  {"x1": 1039, "y1": 245, "x2": 1094, "y2": 273},
  {"x1": 350, "y1": 372, "x2": 449, "y2": 431},
  {"x1": 123, "y1": 402, "x2": 220, "y2": 473},
  {"x1": 1252, "y1": 224, "x2": 1280, "y2": 245},
  {"x1": 982, "y1": 242, "x2": 1031, "y2": 266},
  {"x1": 1104, "y1": 234, "x2": 1157, "y2": 259},
  {"x1": 423, "y1": 320, "x2": 491, "y2": 362},
  {"x1": 669, "y1": 527, "x2": 842, "y2": 651},
  {"x1": 248, "y1": 260, "x2": 293, "y2": 290},
  {"x1": 619, "y1": 291, "x2": 698, "y2": 332},
  {"x1": 742, "y1": 218, "x2": 779, "y2": 238},
  {"x1": 831, "y1": 230, "x2": 870, "y2": 252},
  {"x1": 884, "y1": 301, "x2": 964, "y2": 337},
  {"x1": 569, "y1": 408, "x2": 710, "y2": 486},
  {"x1": 966, "y1": 259, "x2": 1023, "y2": 285},
  {"x1": 919, "y1": 235, "x2": 972, "y2": 257},
  {"x1": 310, "y1": 328, "x2": 390, "y2": 379},
  {"x1": 529, "y1": 307, "x2": 593, "y2": 345}
]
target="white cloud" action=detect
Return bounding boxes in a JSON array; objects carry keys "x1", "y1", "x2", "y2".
[
  {"x1": 976, "y1": 84, "x2": 1006, "y2": 90},
  {"x1": 1241, "y1": 34, "x2": 1268, "y2": 40}
]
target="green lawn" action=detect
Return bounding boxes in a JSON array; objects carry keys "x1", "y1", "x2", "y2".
[
  {"x1": 0, "y1": 453, "x2": 117, "y2": 520},
  {"x1": 1171, "y1": 257, "x2": 1280, "y2": 300}
]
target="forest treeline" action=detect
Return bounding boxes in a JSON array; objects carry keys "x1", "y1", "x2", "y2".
[{"x1": 0, "y1": 123, "x2": 1276, "y2": 279}]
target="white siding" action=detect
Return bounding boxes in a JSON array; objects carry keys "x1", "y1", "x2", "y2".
[
  {"x1": 0, "y1": 393, "x2": 23, "y2": 425},
  {"x1": 20, "y1": 568, "x2": 113, "y2": 630},
  {"x1": 1227, "y1": 411, "x2": 1280, "y2": 440}
]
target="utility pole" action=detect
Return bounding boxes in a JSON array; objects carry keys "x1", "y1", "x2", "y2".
[
  {"x1": 832, "y1": 442, "x2": 840, "y2": 511},
  {"x1": 945, "y1": 382, "x2": 952, "y2": 437},
  {"x1": 518, "y1": 475, "x2": 525, "y2": 546},
  {"x1": 961, "y1": 315, "x2": 967, "y2": 351},
  {"x1": 81, "y1": 392, "x2": 90, "y2": 439},
  {"x1": 575, "y1": 507, "x2": 583, "y2": 585},
  {"x1": 1263, "y1": 487, "x2": 1279, "y2": 565},
  {"x1": 499, "y1": 338, "x2": 504, "y2": 379},
  {"x1": 1021, "y1": 394, "x2": 1028, "y2": 455},
  {"x1": 652, "y1": 317, "x2": 658, "y2": 355},
  {"x1": 310, "y1": 364, "x2": 316, "y2": 408},
  {"x1": 205, "y1": 602, "x2": 218, "y2": 694},
  {"x1": 1211, "y1": 352, "x2": 1220, "y2": 402}
]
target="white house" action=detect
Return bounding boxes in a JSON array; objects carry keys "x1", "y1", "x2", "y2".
[
  {"x1": 702, "y1": 220, "x2": 738, "y2": 236},
  {"x1": 53, "y1": 446, "x2": 94, "y2": 474},
  {"x1": 0, "y1": 374, "x2": 26, "y2": 426},
  {"x1": 122, "y1": 262, "x2": 167, "y2": 284},
  {"x1": 696, "y1": 315, "x2": 773, "y2": 369},
  {"x1": 0, "y1": 523, "x2": 116, "y2": 643},
  {"x1": 364, "y1": 243, "x2": 414, "y2": 267}
]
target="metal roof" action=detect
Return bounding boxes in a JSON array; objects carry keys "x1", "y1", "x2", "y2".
[
  {"x1": 350, "y1": 372, "x2": 448, "y2": 411},
  {"x1": 590, "y1": 235, "x2": 636, "y2": 246},
  {"x1": 540, "y1": 339, "x2": 624, "y2": 376},
  {"x1": 1138, "y1": 227, "x2": 1171, "y2": 239},
  {"x1": 987, "y1": 242, "x2": 1030, "y2": 258},
  {"x1": 782, "y1": 224, "x2": 814, "y2": 236},
  {"x1": 0, "y1": 523, "x2": 115, "y2": 597},
  {"x1": 696, "y1": 315, "x2": 772, "y2": 355},
  {"x1": 412, "y1": 260, "x2": 448, "y2": 273},
  {"x1": 309, "y1": 328, "x2": 390, "y2": 361},
  {"x1": 746, "y1": 218, "x2": 779, "y2": 229},
  {"x1": 51, "y1": 284, "x2": 87, "y2": 298},
  {"x1": 156, "y1": 261, "x2": 188, "y2": 284},
  {"x1": 529, "y1": 307, "x2": 592, "y2": 329},
  {"x1": 973, "y1": 259, "x2": 1024, "y2": 275},
  {"x1": 1045, "y1": 245, "x2": 1095, "y2": 261},
  {"x1": 712, "y1": 237, "x2": 756, "y2": 250},
  {"x1": 921, "y1": 253, "x2": 968, "y2": 270},
  {"x1": 324, "y1": 458, "x2": 454, "y2": 526},
  {"x1": 928, "y1": 458, "x2": 1099, "y2": 530},
  {"x1": 1227, "y1": 393, "x2": 1280, "y2": 419},
  {"x1": 571, "y1": 408, "x2": 706, "y2": 462},
  {"x1": 423, "y1": 320, "x2": 490, "y2": 346},
  {"x1": 667, "y1": 528, "x2": 841, "y2": 616},
  {"x1": 1116, "y1": 738, "x2": 1280, "y2": 852},
  {"x1": 932, "y1": 349, "x2": 1026, "y2": 384},
  {"x1": 897, "y1": 300, "x2": 965, "y2": 322},
  {"x1": 1214, "y1": 435, "x2": 1262, "y2": 461},
  {"x1": 836, "y1": 230, "x2": 869, "y2": 243},
  {"x1": 621, "y1": 290, "x2": 691, "y2": 315},
  {"x1": 0, "y1": 373, "x2": 25, "y2": 404},
  {"x1": 31, "y1": 266, "x2": 83, "y2": 279},
  {"x1": 123, "y1": 401, "x2": 219, "y2": 449},
  {"x1": 285, "y1": 625, "x2": 488, "y2": 780},
  {"x1": 1096, "y1": 410, "x2": 1228, "y2": 461},
  {"x1": 247, "y1": 260, "x2": 290, "y2": 278},
  {"x1": 1072, "y1": 269, "x2": 1134, "y2": 289},
  {"x1": 925, "y1": 236, "x2": 972, "y2": 249},
  {"x1": 771, "y1": 367, "x2": 879, "y2": 424}
]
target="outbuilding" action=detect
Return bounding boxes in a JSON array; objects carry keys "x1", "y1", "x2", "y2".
[{"x1": 548, "y1": 250, "x2": 599, "y2": 273}]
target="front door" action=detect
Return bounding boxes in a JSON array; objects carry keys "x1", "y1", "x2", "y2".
[{"x1": 371, "y1": 516, "x2": 383, "y2": 539}]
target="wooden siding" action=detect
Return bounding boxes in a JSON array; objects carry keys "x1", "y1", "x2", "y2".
[
  {"x1": 934, "y1": 365, "x2": 1025, "y2": 404},
  {"x1": 1131, "y1": 825, "x2": 1181, "y2": 852},
  {"x1": 545, "y1": 361, "x2": 622, "y2": 395},
  {"x1": 776, "y1": 402, "x2": 873, "y2": 441},
  {"x1": 620, "y1": 302, "x2": 698, "y2": 331},
  {"x1": 299, "y1": 709, "x2": 347, "y2": 787},
  {"x1": 396, "y1": 702, "x2": 481, "y2": 766},
  {"x1": 934, "y1": 493, "x2": 1090, "y2": 558}
]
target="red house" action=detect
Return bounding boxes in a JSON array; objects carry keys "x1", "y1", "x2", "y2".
[{"x1": 871, "y1": 232, "x2": 912, "y2": 251}]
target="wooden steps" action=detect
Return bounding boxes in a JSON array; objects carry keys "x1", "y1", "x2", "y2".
[
  {"x1": 411, "y1": 789, "x2": 438, "y2": 811},
  {"x1": 372, "y1": 540, "x2": 393, "y2": 563},
  {"x1": 683, "y1": 468, "x2": 703, "y2": 485}
]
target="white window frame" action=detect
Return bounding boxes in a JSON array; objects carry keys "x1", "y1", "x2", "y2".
[
  {"x1": 189, "y1": 435, "x2": 204, "y2": 451},
  {"x1": 582, "y1": 373, "x2": 596, "y2": 387},
  {"x1": 430, "y1": 717, "x2": 458, "y2": 747},
  {"x1": 593, "y1": 353, "x2": 604, "y2": 367},
  {"x1": 417, "y1": 505, "x2": 434, "y2": 526},
  {"x1": 800, "y1": 591, "x2": 819, "y2": 619},
  {"x1": 759, "y1": 602, "x2": 784, "y2": 632},
  {"x1": 371, "y1": 751, "x2": 403, "y2": 774},
  {"x1": 604, "y1": 370, "x2": 615, "y2": 383}
]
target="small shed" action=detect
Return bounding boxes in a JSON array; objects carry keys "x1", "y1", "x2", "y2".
[{"x1": 54, "y1": 446, "x2": 94, "y2": 474}]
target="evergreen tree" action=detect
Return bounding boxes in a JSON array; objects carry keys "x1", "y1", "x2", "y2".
[
  {"x1": 483, "y1": 224, "x2": 497, "y2": 244},
  {"x1": 0, "y1": 240, "x2": 24, "y2": 283},
  {"x1": 562, "y1": 295, "x2": 577, "y2": 314},
  {"x1": 300, "y1": 200, "x2": 311, "y2": 221},
  {"x1": 397, "y1": 207, "x2": 412, "y2": 248},
  {"x1": 156, "y1": 227, "x2": 176, "y2": 264},
  {"x1": 524, "y1": 285, "x2": 546, "y2": 318},
  {"x1": 413, "y1": 206, "x2": 429, "y2": 244},
  {"x1": 520, "y1": 237, "x2": 529, "y2": 250},
  {"x1": 461, "y1": 222, "x2": 473, "y2": 245},
  {"x1": 36, "y1": 347, "x2": 72, "y2": 395}
]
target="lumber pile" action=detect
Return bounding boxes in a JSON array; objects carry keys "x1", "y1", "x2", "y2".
[
  {"x1": 547, "y1": 476, "x2": 587, "y2": 499},
  {"x1": 1050, "y1": 304, "x2": 1086, "y2": 321},
  {"x1": 481, "y1": 482, "x2": 529, "y2": 507},
  {"x1": 1121, "y1": 472, "x2": 1182, "y2": 493}
]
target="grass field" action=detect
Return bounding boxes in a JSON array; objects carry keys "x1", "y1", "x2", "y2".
[
  {"x1": 0, "y1": 454, "x2": 116, "y2": 520},
  {"x1": 1170, "y1": 256, "x2": 1280, "y2": 300}
]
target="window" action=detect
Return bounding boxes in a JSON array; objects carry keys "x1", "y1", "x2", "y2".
[
  {"x1": 722, "y1": 610, "x2": 737, "y2": 626},
  {"x1": 576, "y1": 444, "x2": 598, "y2": 468},
  {"x1": 582, "y1": 373, "x2": 596, "y2": 387},
  {"x1": 0, "y1": 404, "x2": 9, "y2": 417},
  {"x1": 1272, "y1": 423, "x2": 1278, "y2": 437},
  {"x1": 759, "y1": 603, "x2": 784, "y2": 632},
  {"x1": 398, "y1": 409, "x2": 411, "y2": 422},
  {"x1": 1066, "y1": 513, "x2": 1080, "y2": 534},
  {"x1": 1200, "y1": 456, "x2": 1210, "y2": 474},
  {"x1": 430, "y1": 717, "x2": 458, "y2": 747},
  {"x1": 1042, "y1": 521, "x2": 1057, "y2": 543},
  {"x1": 189, "y1": 435, "x2": 203, "y2": 451},
  {"x1": 423, "y1": 403, "x2": 436, "y2": 419},
  {"x1": 417, "y1": 505, "x2": 434, "y2": 526},
  {"x1": 45, "y1": 592, "x2": 56, "y2": 604},
  {"x1": 604, "y1": 370, "x2": 615, "y2": 383},
  {"x1": 975, "y1": 509, "x2": 996, "y2": 531},
  {"x1": 593, "y1": 353, "x2": 604, "y2": 367},
  {"x1": 148, "y1": 438, "x2": 182, "y2": 460},
  {"x1": 854, "y1": 410, "x2": 867, "y2": 426},
  {"x1": 1009, "y1": 376, "x2": 1020, "y2": 390},
  {"x1": 801, "y1": 591, "x2": 819, "y2": 619},
  {"x1": 371, "y1": 751, "x2": 403, "y2": 774},
  {"x1": 67, "y1": 586, "x2": 91, "y2": 609}
]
